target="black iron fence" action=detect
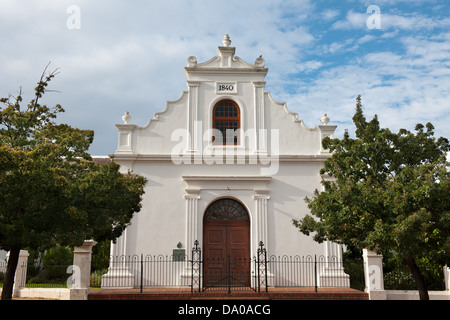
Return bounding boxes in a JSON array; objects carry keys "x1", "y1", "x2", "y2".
[
  {"x1": 23, "y1": 261, "x2": 72, "y2": 288},
  {"x1": 0, "y1": 260, "x2": 72, "y2": 289},
  {"x1": 2, "y1": 245, "x2": 445, "y2": 293},
  {"x1": 94, "y1": 241, "x2": 365, "y2": 292},
  {"x1": 0, "y1": 260, "x2": 6, "y2": 287},
  {"x1": 99, "y1": 254, "x2": 190, "y2": 289},
  {"x1": 268, "y1": 254, "x2": 365, "y2": 290},
  {"x1": 384, "y1": 260, "x2": 446, "y2": 291}
]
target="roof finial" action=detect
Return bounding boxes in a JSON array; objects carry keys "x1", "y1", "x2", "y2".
[
  {"x1": 222, "y1": 34, "x2": 231, "y2": 47},
  {"x1": 320, "y1": 113, "x2": 330, "y2": 125},
  {"x1": 122, "y1": 111, "x2": 132, "y2": 124}
]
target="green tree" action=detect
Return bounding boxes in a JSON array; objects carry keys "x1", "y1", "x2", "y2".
[
  {"x1": 293, "y1": 96, "x2": 450, "y2": 300},
  {"x1": 27, "y1": 245, "x2": 73, "y2": 285},
  {"x1": 91, "y1": 239, "x2": 111, "y2": 272},
  {"x1": 0, "y1": 66, "x2": 147, "y2": 300}
]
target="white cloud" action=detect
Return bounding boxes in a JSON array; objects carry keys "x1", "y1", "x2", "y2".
[
  {"x1": 1, "y1": 0, "x2": 449, "y2": 155},
  {"x1": 322, "y1": 9, "x2": 340, "y2": 21},
  {"x1": 0, "y1": 0, "x2": 319, "y2": 154},
  {"x1": 332, "y1": 8, "x2": 450, "y2": 31},
  {"x1": 357, "y1": 34, "x2": 375, "y2": 44},
  {"x1": 284, "y1": 30, "x2": 450, "y2": 141},
  {"x1": 332, "y1": 10, "x2": 367, "y2": 30}
]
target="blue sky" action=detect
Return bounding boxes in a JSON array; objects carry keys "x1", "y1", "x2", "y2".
[{"x1": 1, "y1": 0, "x2": 449, "y2": 155}]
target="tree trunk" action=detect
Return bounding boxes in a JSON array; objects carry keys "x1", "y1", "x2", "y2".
[
  {"x1": 404, "y1": 255, "x2": 429, "y2": 300},
  {"x1": 1, "y1": 247, "x2": 21, "y2": 300}
]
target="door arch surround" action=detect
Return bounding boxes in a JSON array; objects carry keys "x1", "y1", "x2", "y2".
[{"x1": 202, "y1": 198, "x2": 250, "y2": 288}]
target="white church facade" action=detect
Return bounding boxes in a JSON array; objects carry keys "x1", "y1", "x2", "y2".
[{"x1": 102, "y1": 35, "x2": 349, "y2": 289}]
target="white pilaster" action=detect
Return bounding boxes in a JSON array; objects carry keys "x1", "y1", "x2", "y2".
[
  {"x1": 185, "y1": 191, "x2": 201, "y2": 250},
  {"x1": 110, "y1": 229, "x2": 128, "y2": 259},
  {"x1": 253, "y1": 81, "x2": 267, "y2": 154},
  {"x1": 318, "y1": 241, "x2": 350, "y2": 287},
  {"x1": 253, "y1": 191, "x2": 270, "y2": 252},
  {"x1": 180, "y1": 191, "x2": 201, "y2": 286},
  {"x1": 318, "y1": 124, "x2": 337, "y2": 155},
  {"x1": 115, "y1": 123, "x2": 137, "y2": 154},
  {"x1": 325, "y1": 240, "x2": 343, "y2": 262},
  {"x1": 253, "y1": 191, "x2": 274, "y2": 288},
  {"x1": 101, "y1": 229, "x2": 135, "y2": 288},
  {"x1": 187, "y1": 81, "x2": 201, "y2": 154}
]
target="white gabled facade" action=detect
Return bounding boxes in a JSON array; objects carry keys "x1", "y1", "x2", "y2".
[{"x1": 103, "y1": 35, "x2": 348, "y2": 288}]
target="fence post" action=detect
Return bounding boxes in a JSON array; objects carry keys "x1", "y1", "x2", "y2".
[
  {"x1": 257, "y1": 247, "x2": 261, "y2": 293},
  {"x1": 6, "y1": 250, "x2": 29, "y2": 298},
  {"x1": 71, "y1": 240, "x2": 97, "y2": 300},
  {"x1": 261, "y1": 244, "x2": 268, "y2": 293},
  {"x1": 257, "y1": 241, "x2": 268, "y2": 293},
  {"x1": 363, "y1": 249, "x2": 386, "y2": 300},
  {"x1": 264, "y1": 248, "x2": 268, "y2": 292},
  {"x1": 227, "y1": 255, "x2": 231, "y2": 294},
  {"x1": 199, "y1": 250, "x2": 202, "y2": 292},
  {"x1": 191, "y1": 240, "x2": 201, "y2": 293},
  {"x1": 314, "y1": 254, "x2": 317, "y2": 293},
  {"x1": 140, "y1": 254, "x2": 144, "y2": 293},
  {"x1": 191, "y1": 250, "x2": 193, "y2": 292}
]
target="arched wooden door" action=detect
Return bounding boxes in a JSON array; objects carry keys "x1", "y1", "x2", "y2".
[{"x1": 203, "y1": 199, "x2": 250, "y2": 288}]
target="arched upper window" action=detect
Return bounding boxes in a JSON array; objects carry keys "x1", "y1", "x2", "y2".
[
  {"x1": 204, "y1": 198, "x2": 249, "y2": 221},
  {"x1": 212, "y1": 100, "x2": 240, "y2": 145}
]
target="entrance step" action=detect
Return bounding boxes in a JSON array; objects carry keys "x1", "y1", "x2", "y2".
[{"x1": 88, "y1": 287, "x2": 368, "y2": 300}]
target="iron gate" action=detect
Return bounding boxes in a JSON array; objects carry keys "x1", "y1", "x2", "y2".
[
  {"x1": 98, "y1": 241, "x2": 363, "y2": 292},
  {"x1": 190, "y1": 240, "x2": 268, "y2": 293}
]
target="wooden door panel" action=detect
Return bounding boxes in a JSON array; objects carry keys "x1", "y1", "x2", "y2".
[
  {"x1": 229, "y1": 228, "x2": 250, "y2": 287},
  {"x1": 203, "y1": 225, "x2": 226, "y2": 286},
  {"x1": 229, "y1": 226, "x2": 249, "y2": 261},
  {"x1": 203, "y1": 221, "x2": 250, "y2": 287},
  {"x1": 229, "y1": 248, "x2": 247, "y2": 259},
  {"x1": 229, "y1": 228, "x2": 246, "y2": 244},
  {"x1": 206, "y1": 228, "x2": 225, "y2": 244}
]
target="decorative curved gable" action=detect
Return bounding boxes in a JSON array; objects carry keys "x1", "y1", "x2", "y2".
[
  {"x1": 185, "y1": 34, "x2": 268, "y2": 74},
  {"x1": 113, "y1": 35, "x2": 336, "y2": 159}
]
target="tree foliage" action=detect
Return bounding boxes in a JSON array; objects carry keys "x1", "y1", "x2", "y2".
[
  {"x1": 293, "y1": 96, "x2": 450, "y2": 299},
  {"x1": 0, "y1": 65, "x2": 147, "y2": 299}
]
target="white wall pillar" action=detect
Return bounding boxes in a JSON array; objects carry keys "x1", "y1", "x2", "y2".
[
  {"x1": 253, "y1": 191, "x2": 274, "y2": 287},
  {"x1": 318, "y1": 241, "x2": 350, "y2": 287},
  {"x1": 253, "y1": 192, "x2": 269, "y2": 252},
  {"x1": 180, "y1": 191, "x2": 201, "y2": 286},
  {"x1": 363, "y1": 249, "x2": 386, "y2": 300},
  {"x1": 187, "y1": 81, "x2": 201, "y2": 153},
  {"x1": 115, "y1": 123, "x2": 137, "y2": 154},
  {"x1": 253, "y1": 81, "x2": 267, "y2": 154},
  {"x1": 318, "y1": 124, "x2": 337, "y2": 155},
  {"x1": 110, "y1": 229, "x2": 127, "y2": 259},
  {"x1": 325, "y1": 241, "x2": 343, "y2": 262},
  {"x1": 185, "y1": 191, "x2": 200, "y2": 250},
  {"x1": 101, "y1": 230, "x2": 135, "y2": 289}
]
